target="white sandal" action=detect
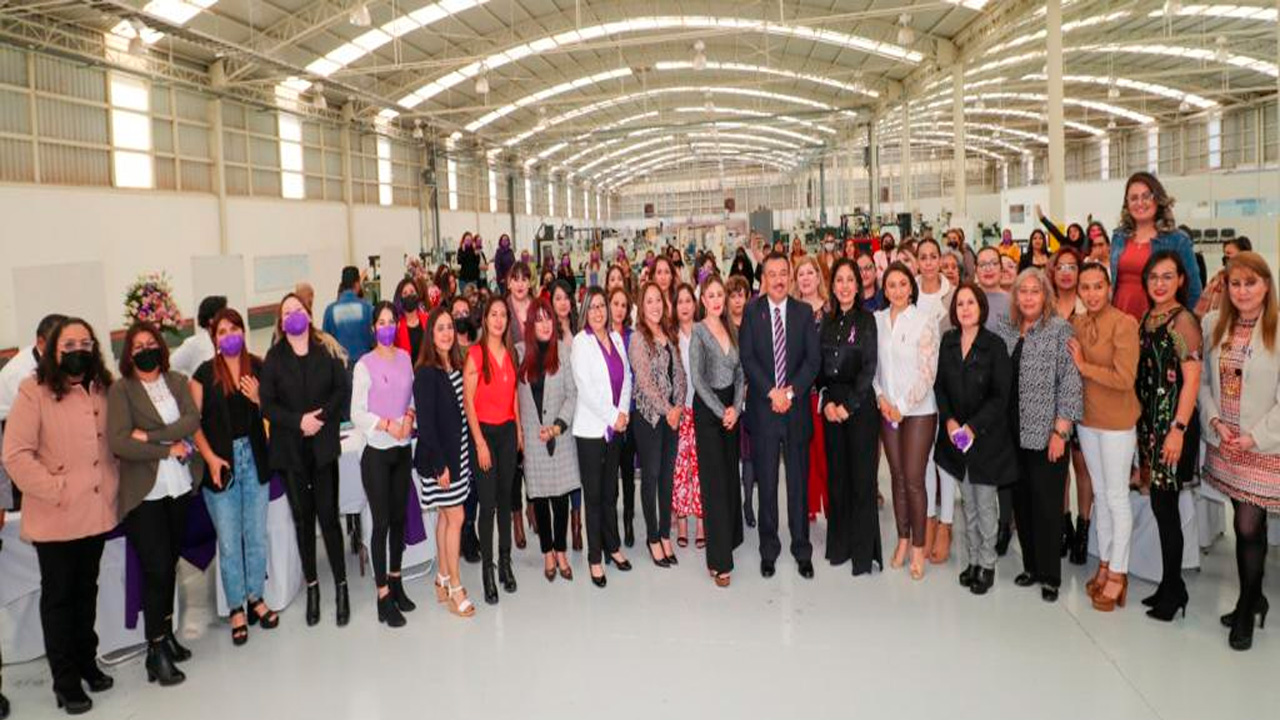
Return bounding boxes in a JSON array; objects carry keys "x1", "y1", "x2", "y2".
[
  {"x1": 434, "y1": 574, "x2": 450, "y2": 604},
  {"x1": 448, "y1": 585, "x2": 475, "y2": 618}
]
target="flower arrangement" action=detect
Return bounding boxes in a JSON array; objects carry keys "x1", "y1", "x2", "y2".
[{"x1": 123, "y1": 272, "x2": 184, "y2": 334}]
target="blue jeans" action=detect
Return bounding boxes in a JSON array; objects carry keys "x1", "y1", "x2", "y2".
[{"x1": 204, "y1": 437, "x2": 269, "y2": 609}]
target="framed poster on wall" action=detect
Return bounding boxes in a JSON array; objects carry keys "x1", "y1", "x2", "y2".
[{"x1": 1009, "y1": 204, "x2": 1026, "y2": 225}]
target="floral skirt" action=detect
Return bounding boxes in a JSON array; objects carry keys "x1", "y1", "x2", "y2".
[{"x1": 673, "y1": 407, "x2": 703, "y2": 518}]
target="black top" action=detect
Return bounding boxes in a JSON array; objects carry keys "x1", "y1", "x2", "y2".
[
  {"x1": 407, "y1": 324, "x2": 424, "y2": 363},
  {"x1": 413, "y1": 366, "x2": 466, "y2": 483},
  {"x1": 192, "y1": 357, "x2": 271, "y2": 489},
  {"x1": 1009, "y1": 336, "x2": 1025, "y2": 452},
  {"x1": 457, "y1": 246, "x2": 480, "y2": 282},
  {"x1": 817, "y1": 305, "x2": 877, "y2": 416},
  {"x1": 259, "y1": 338, "x2": 348, "y2": 472},
  {"x1": 933, "y1": 327, "x2": 1017, "y2": 486}
]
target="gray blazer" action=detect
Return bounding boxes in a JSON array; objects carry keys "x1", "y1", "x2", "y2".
[
  {"x1": 995, "y1": 314, "x2": 1083, "y2": 450},
  {"x1": 1200, "y1": 311, "x2": 1280, "y2": 453},
  {"x1": 107, "y1": 371, "x2": 203, "y2": 519},
  {"x1": 517, "y1": 344, "x2": 580, "y2": 498}
]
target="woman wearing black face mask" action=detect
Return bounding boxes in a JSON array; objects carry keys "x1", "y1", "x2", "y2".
[
  {"x1": 106, "y1": 321, "x2": 202, "y2": 687},
  {"x1": 393, "y1": 278, "x2": 429, "y2": 360},
  {"x1": 3, "y1": 318, "x2": 117, "y2": 714}
]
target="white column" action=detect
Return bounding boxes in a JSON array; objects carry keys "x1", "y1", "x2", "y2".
[
  {"x1": 869, "y1": 118, "x2": 880, "y2": 219},
  {"x1": 900, "y1": 100, "x2": 911, "y2": 214},
  {"x1": 1046, "y1": 0, "x2": 1066, "y2": 220},
  {"x1": 952, "y1": 66, "x2": 968, "y2": 221},
  {"x1": 340, "y1": 104, "x2": 356, "y2": 265},
  {"x1": 208, "y1": 98, "x2": 228, "y2": 254}
]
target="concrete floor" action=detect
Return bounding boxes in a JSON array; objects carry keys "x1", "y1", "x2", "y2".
[{"x1": 3, "y1": 468, "x2": 1276, "y2": 720}]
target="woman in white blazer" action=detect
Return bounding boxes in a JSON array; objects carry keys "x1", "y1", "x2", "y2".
[
  {"x1": 873, "y1": 262, "x2": 940, "y2": 580},
  {"x1": 1198, "y1": 251, "x2": 1280, "y2": 651},
  {"x1": 572, "y1": 286, "x2": 634, "y2": 587}
]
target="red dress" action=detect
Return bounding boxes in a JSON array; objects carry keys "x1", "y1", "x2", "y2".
[
  {"x1": 1113, "y1": 241, "x2": 1152, "y2": 321},
  {"x1": 805, "y1": 308, "x2": 828, "y2": 519}
]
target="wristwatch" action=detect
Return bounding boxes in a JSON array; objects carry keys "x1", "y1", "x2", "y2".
[
  {"x1": 1054, "y1": 427, "x2": 1071, "y2": 441},
  {"x1": 785, "y1": 389, "x2": 794, "y2": 401},
  {"x1": 1172, "y1": 420, "x2": 1188, "y2": 433}
]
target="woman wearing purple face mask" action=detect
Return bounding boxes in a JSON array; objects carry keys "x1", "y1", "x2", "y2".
[
  {"x1": 350, "y1": 302, "x2": 417, "y2": 627},
  {"x1": 190, "y1": 308, "x2": 278, "y2": 645},
  {"x1": 260, "y1": 293, "x2": 351, "y2": 627}
]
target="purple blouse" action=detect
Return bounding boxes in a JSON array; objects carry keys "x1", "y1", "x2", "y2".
[{"x1": 599, "y1": 334, "x2": 624, "y2": 440}]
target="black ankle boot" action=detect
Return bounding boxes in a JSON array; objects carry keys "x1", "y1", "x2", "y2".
[
  {"x1": 482, "y1": 563, "x2": 499, "y2": 605},
  {"x1": 389, "y1": 576, "x2": 416, "y2": 613},
  {"x1": 145, "y1": 640, "x2": 186, "y2": 686},
  {"x1": 0, "y1": 690, "x2": 9, "y2": 719},
  {"x1": 81, "y1": 664, "x2": 113, "y2": 692},
  {"x1": 1229, "y1": 597, "x2": 1258, "y2": 651},
  {"x1": 1142, "y1": 583, "x2": 1167, "y2": 608},
  {"x1": 958, "y1": 564, "x2": 979, "y2": 588},
  {"x1": 162, "y1": 631, "x2": 191, "y2": 663},
  {"x1": 1069, "y1": 517, "x2": 1090, "y2": 566},
  {"x1": 53, "y1": 686, "x2": 91, "y2": 715},
  {"x1": 995, "y1": 522, "x2": 1012, "y2": 556},
  {"x1": 1222, "y1": 594, "x2": 1269, "y2": 629},
  {"x1": 377, "y1": 592, "x2": 406, "y2": 628},
  {"x1": 305, "y1": 584, "x2": 320, "y2": 626},
  {"x1": 624, "y1": 520, "x2": 635, "y2": 548},
  {"x1": 335, "y1": 582, "x2": 350, "y2": 627},
  {"x1": 1146, "y1": 583, "x2": 1189, "y2": 622},
  {"x1": 499, "y1": 555, "x2": 518, "y2": 593},
  {"x1": 1060, "y1": 512, "x2": 1073, "y2": 558},
  {"x1": 462, "y1": 525, "x2": 482, "y2": 563}
]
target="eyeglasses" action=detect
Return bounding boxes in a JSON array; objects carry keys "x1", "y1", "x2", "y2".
[
  {"x1": 59, "y1": 340, "x2": 95, "y2": 352},
  {"x1": 1056, "y1": 264, "x2": 1078, "y2": 273},
  {"x1": 1127, "y1": 191, "x2": 1155, "y2": 205},
  {"x1": 1148, "y1": 272, "x2": 1179, "y2": 285},
  {"x1": 977, "y1": 260, "x2": 1000, "y2": 270}
]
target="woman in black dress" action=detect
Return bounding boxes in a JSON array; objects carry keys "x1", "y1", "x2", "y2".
[{"x1": 817, "y1": 258, "x2": 881, "y2": 575}]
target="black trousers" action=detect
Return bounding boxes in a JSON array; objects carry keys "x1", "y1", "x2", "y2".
[
  {"x1": 283, "y1": 457, "x2": 346, "y2": 585},
  {"x1": 360, "y1": 444, "x2": 412, "y2": 587},
  {"x1": 1151, "y1": 486, "x2": 1185, "y2": 592},
  {"x1": 751, "y1": 412, "x2": 812, "y2": 564},
  {"x1": 532, "y1": 493, "x2": 571, "y2": 553},
  {"x1": 509, "y1": 450, "x2": 525, "y2": 512},
  {"x1": 576, "y1": 435, "x2": 622, "y2": 564},
  {"x1": 998, "y1": 485, "x2": 1014, "y2": 526},
  {"x1": 1014, "y1": 448, "x2": 1068, "y2": 587},
  {"x1": 477, "y1": 421, "x2": 517, "y2": 564},
  {"x1": 694, "y1": 391, "x2": 742, "y2": 574},
  {"x1": 619, "y1": 426, "x2": 637, "y2": 524},
  {"x1": 823, "y1": 404, "x2": 882, "y2": 573},
  {"x1": 123, "y1": 495, "x2": 189, "y2": 640},
  {"x1": 633, "y1": 416, "x2": 677, "y2": 543},
  {"x1": 34, "y1": 534, "x2": 105, "y2": 694}
]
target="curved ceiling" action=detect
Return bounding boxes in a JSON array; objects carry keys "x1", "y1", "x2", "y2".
[{"x1": 19, "y1": 0, "x2": 1280, "y2": 192}]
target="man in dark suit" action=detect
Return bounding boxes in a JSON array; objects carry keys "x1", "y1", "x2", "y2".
[{"x1": 739, "y1": 251, "x2": 821, "y2": 579}]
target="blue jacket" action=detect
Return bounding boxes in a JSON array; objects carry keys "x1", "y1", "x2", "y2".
[
  {"x1": 1110, "y1": 227, "x2": 1202, "y2": 309},
  {"x1": 322, "y1": 290, "x2": 373, "y2": 364}
]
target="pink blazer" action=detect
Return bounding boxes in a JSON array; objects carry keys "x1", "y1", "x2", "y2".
[{"x1": 1, "y1": 377, "x2": 119, "y2": 542}]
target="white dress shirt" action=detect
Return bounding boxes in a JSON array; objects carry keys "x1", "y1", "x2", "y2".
[
  {"x1": 169, "y1": 332, "x2": 215, "y2": 378},
  {"x1": 0, "y1": 346, "x2": 38, "y2": 421},
  {"x1": 141, "y1": 378, "x2": 195, "y2": 501}
]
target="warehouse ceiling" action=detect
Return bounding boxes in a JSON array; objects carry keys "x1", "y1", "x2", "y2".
[{"x1": 2, "y1": 0, "x2": 1276, "y2": 191}]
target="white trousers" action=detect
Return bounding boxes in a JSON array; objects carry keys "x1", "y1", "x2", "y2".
[
  {"x1": 925, "y1": 455, "x2": 956, "y2": 524},
  {"x1": 1077, "y1": 425, "x2": 1137, "y2": 573}
]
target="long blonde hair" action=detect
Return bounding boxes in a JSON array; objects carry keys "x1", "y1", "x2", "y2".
[{"x1": 1211, "y1": 251, "x2": 1277, "y2": 352}]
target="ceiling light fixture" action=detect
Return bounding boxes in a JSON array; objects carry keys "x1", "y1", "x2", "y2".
[
  {"x1": 535, "y1": 107, "x2": 548, "y2": 131},
  {"x1": 1214, "y1": 36, "x2": 1229, "y2": 62},
  {"x1": 475, "y1": 67, "x2": 490, "y2": 95},
  {"x1": 412, "y1": 119, "x2": 424, "y2": 141},
  {"x1": 1107, "y1": 118, "x2": 1117, "y2": 130},
  {"x1": 1178, "y1": 99, "x2": 1191, "y2": 112},
  {"x1": 312, "y1": 82, "x2": 328, "y2": 110},
  {"x1": 897, "y1": 15, "x2": 915, "y2": 47},
  {"x1": 692, "y1": 40, "x2": 707, "y2": 71},
  {"x1": 349, "y1": 3, "x2": 372, "y2": 27}
]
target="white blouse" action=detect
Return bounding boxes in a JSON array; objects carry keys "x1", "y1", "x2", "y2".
[
  {"x1": 678, "y1": 330, "x2": 695, "y2": 407},
  {"x1": 141, "y1": 378, "x2": 194, "y2": 501},
  {"x1": 873, "y1": 304, "x2": 940, "y2": 418}
]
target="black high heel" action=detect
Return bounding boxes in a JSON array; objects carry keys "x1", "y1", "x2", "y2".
[
  {"x1": 499, "y1": 555, "x2": 518, "y2": 593},
  {"x1": 1145, "y1": 585, "x2": 1189, "y2": 622},
  {"x1": 229, "y1": 608, "x2": 249, "y2": 646},
  {"x1": 162, "y1": 630, "x2": 191, "y2": 663},
  {"x1": 81, "y1": 666, "x2": 113, "y2": 693},
  {"x1": 145, "y1": 640, "x2": 186, "y2": 686},
  {"x1": 1229, "y1": 608, "x2": 1257, "y2": 651},
  {"x1": 606, "y1": 553, "x2": 632, "y2": 571},
  {"x1": 1221, "y1": 594, "x2": 1269, "y2": 629},
  {"x1": 305, "y1": 584, "x2": 320, "y2": 626},
  {"x1": 335, "y1": 582, "x2": 350, "y2": 627},
  {"x1": 590, "y1": 565, "x2": 607, "y2": 588},
  {"x1": 54, "y1": 688, "x2": 92, "y2": 715},
  {"x1": 248, "y1": 599, "x2": 279, "y2": 629},
  {"x1": 1141, "y1": 583, "x2": 1166, "y2": 608},
  {"x1": 649, "y1": 542, "x2": 670, "y2": 568}
]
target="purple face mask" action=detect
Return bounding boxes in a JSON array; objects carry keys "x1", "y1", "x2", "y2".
[
  {"x1": 283, "y1": 310, "x2": 310, "y2": 337},
  {"x1": 375, "y1": 325, "x2": 397, "y2": 347},
  {"x1": 218, "y1": 332, "x2": 245, "y2": 357}
]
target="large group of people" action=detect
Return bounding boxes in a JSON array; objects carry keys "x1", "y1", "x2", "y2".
[{"x1": 0, "y1": 171, "x2": 1275, "y2": 718}]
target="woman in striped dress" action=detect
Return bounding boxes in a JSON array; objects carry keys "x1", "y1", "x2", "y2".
[{"x1": 413, "y1": 307, "x2": 475, "y2": 618}]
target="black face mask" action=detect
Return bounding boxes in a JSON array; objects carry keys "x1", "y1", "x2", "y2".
[
  {"x1": 133, "y1": 347, "x2": 163, "y2": 373},
  {"x1": 401, "y1": 295, "x2": 420, "y2": 312},
  {"x1": 453, "y1": 316, "x2": 475, "y2": 338},
  {"x1": 60, "y1": 349, "x2": 93, "y2": 377}
]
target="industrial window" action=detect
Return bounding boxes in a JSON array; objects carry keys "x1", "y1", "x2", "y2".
[
  {"x1": 109, "y1": 72, "x2": 153, "y2": 188},
  {"x1": 278, "y1": 112, "x2": 304, "y2": 198}
]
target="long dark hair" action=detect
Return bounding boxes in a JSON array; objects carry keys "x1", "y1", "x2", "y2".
[
  {"x1": 635, "y1": 281, "x2": 678, "y2": 348},
  {"x1": 417, "y1": 307, "x2": 465, "y2": 371},
  {"x1": 37, "y1": 318, "x2": 113, "y2": 401},
  {"x1": 827, "y1": 257, "x2": 863, "y2": 311},
  {"x1": 699, "y1": 274, "x2": 738, "y2": 348},
  {"x1": 551, "y1": 278, "x2": 578, "y2": 337},
  {"x1": 518, "y1": 297, "x2": 560, "y2": 382},
  {"x1": 475, "y1": 295, "x2": 514, "y2": 383}
]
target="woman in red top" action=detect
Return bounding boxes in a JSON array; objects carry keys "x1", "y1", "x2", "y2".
[
  {"x1": 463, "y1": 296, "x2": 524, "y2": 605},
  {"x1": 393, "y1": 278, "x2": 430, "y2": 361}
]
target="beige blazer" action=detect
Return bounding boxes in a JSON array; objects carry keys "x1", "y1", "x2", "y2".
[{"x1": 1199, "y1": 311, "x2": 1280, "y2": 454}]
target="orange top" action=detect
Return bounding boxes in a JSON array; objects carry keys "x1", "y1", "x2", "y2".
[{"x1": 468, "y1": 343, "x2": 516, "y2": 424}]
